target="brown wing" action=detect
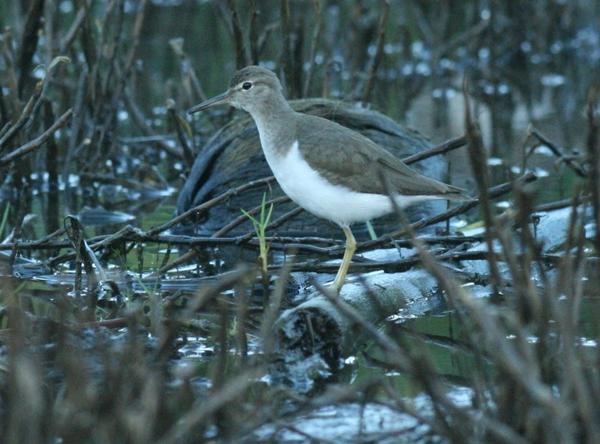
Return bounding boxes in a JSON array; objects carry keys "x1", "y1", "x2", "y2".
[{"x1": 297, "y1": 114, "x2": 467, "y2": 198}]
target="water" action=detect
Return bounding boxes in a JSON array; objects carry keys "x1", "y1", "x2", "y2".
[{"x1": 2, "y1": 0, "x2": 597, "y2": 378}]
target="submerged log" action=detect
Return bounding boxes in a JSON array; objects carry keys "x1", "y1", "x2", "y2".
[
  {"x1": 276, "y1": 267, "x2": 440, "y2": 370},
  {"x1": 177, "y1": 99, "x2": 447, "y2": 239}
]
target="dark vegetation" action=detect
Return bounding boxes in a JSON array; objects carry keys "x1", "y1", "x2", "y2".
[{"x1": 0, "y1": 1, "x2": 599, "y2": 443}]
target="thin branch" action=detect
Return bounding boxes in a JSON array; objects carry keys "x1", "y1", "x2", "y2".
[
  {"x1": 147, "y1": 176, "x2": 276, "y2": 235},
  {"x1": 226, "y1": 0, "x2": 248, "y2": 68},
  {"x1": 276, "y1": 250, "x2": 561, "y2": 274},
  {"x1": 529, "y1": 127, "x2": 586, "y2": 177},
  {"x1": 402, "y1": 134, "x2": 467, "y2": 165},
  {"x1": 362, "y1": 0, "x2": 390, "y2": 103},
  {"x1": 0, "y1": 108, "x2": 72, "y2": 168},
  {"x1": 358, "y1": 171, "x2": 537, "y2": 252},
  {"x1": 585, "y1": 90, "x2": 600, "y2": 261},
  {"x1": 302, "y1": 0, "x2": 322, "y2": 97},
  {"x1": 17, "y1": 0, "x2": 45, "y2": 98},
  {"x1": 0, "y1": 84, "x2": 42, "y2": 150},
  {"x1": 463, "y1": 80, "x2": 503, "y2": 291}
]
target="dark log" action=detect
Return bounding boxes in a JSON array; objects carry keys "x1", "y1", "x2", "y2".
[{"x1": 276, "y1": 269, "x2": 439, "y2": 369}]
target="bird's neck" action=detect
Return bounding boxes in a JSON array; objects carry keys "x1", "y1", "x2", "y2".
[{"x1": 248, "y1": 95, "x2": 297, "y2": 158}]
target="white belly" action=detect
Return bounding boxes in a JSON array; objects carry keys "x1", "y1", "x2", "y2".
[{"x1": 262, "y1": 141, "x2": 428, "y2": 227}]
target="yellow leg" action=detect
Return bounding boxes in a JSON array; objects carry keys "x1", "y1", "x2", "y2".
[{"x1": 331, "y1": 226, "x2": 356, "y2": 292}]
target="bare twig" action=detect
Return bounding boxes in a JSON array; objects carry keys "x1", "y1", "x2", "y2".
[
  {"x1": 167, "y1": 99, "x2": 195, "y2": 168},
  {"x1": 402, "y1": 134, "x2": 467, "y2": 165},
  {"x1": 361, "y1": 0, "x2": 390, "y2": 103},
  {"x1": 0, "y1": 83, "x2": 42, "y2": 150},
  {"x1": 158, "y1": 366, "x2": 265, "y2": 444},
  {"x1": 278, "y1": 249, "x2": 561, "y2": 275},
  {"x1": 528, "y1": 127, "x2": 586, "y2": 177},
  {"x1": 302, "y1": 0, "x2": 322, "y2": 97},
  {"x1": 123, "y1": 89, "x2": 184, "y2": 159},
  {"x1": 358, "y1": 171, "x2": 537, "y2": 251},
  {"x1": 0, "y1": 108, "x2": 72, "y2": 168},
  {"x1": 585, "y1": 90, "x2": 600, "y2": 262},
  {"x1": 59, "y1": 7, "x2": 86, "y2": 53},
  {"x1": 148, "y1": 176, "x2": 276, "y2": 235},
  {"x1": 168, "y1": 38, "x2": 208, "y2": 103},
  {"x1": 463, "y1": 80, "x2": 503, "y2": 291},
  {"x1": 17, "y1": 0, "x2": 45, "y2": 98},
  {"x1": 248, "y1": 0, "x2": 260, "y2": 64},
  {"x1": 226, "y1": 0, "x2": 248, "y2": 68}
]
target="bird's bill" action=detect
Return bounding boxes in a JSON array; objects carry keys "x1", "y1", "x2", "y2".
[{"x1": 187, "y1": 91, "x2": 230, "y2": 114}]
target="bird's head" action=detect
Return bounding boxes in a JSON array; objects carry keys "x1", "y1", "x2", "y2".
[{"x1": 188, "y1": 66, "x2": 284, "y2": 116}]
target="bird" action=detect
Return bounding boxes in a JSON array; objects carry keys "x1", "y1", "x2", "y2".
[{"x1": 188, "y1": 66, "x2": 468, "y2": 292}]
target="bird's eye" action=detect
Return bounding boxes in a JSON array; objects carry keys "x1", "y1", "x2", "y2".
[{"x1": 242, "y1": 82, "x2": 253, "y2": 90}]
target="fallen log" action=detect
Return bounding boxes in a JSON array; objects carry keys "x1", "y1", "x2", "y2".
[{"x1": 276, "y1": 268, "x2": 439, "y2": 372}]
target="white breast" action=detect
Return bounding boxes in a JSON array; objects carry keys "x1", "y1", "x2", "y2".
[{"x1": 261, "y1": 140, "x2": 401, "y2": 227}]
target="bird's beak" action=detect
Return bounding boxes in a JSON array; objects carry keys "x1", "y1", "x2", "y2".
[{"x1": 187, "y1": 90, "x2": 231, "y2": 115}]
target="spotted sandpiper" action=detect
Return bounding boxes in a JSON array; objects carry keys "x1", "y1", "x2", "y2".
[{"x1": 189, "y1": 66, "x2": 468, "y2": 291}]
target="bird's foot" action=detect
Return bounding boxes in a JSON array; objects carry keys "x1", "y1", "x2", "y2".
[{"x1": 326, "y1": 277, "x2": 344, "y2": 294}]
